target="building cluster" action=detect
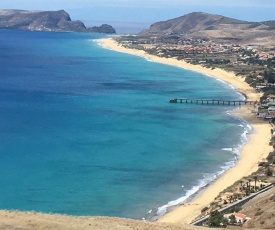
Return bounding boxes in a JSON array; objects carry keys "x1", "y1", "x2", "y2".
[
  {"x1": 117, "y1": 34, "x2": 275, "y2": 91},
  {"x1": 118, "y1": 35, "x2": 275, "y2": 63},
  {"x1": 256, "y1": 96, "x2": 275, "y2": 119}
]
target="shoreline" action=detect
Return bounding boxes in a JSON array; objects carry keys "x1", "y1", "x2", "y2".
[{"x1": 98, "y1": 37, "x2": 273, "y2": 224}]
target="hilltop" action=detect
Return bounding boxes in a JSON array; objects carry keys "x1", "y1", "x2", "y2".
[
  {"x1": 0, "y1": 9, "x2": 116, "y2": 33},
  {"x1": 140, "y1": 12, "x2": 275, "y2": 45}
]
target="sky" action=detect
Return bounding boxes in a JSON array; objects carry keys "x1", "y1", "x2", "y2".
[{"x1": 1, "y1": 0, "x2": 275, "y2": 33}]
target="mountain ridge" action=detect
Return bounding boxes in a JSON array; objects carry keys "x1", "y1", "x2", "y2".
[
  {"x1": 0, "y1": 9, "x2": 116, "y2": 33},
  {"x1": 141, "y1": 12, "x2": 275, "y2": 35},
  {"x1": 140, "y1": 12, "x2": 275, "y2": 45}
]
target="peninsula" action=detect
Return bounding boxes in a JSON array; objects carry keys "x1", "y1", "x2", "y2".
[{"x1": 0, "y1": 9, "x2": 116, "y2": 33}]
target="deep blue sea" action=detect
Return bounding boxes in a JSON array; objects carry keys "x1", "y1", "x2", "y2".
[{"x1": 0, "y1": 30, "x2": 250, "y2": 219}]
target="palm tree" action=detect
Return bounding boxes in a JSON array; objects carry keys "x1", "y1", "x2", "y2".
[
  {"x1": 240, "y1": 180, "x2": 243, "y2": 188},
  {"x1": 253, "y1": 176, "x2": 258, "y2": 189},
  {"x1": 248, "y1": 179, "x2": 252, "y2": 190},
  {"x1": 246, "y1": 181, "x2": 249, "y2": 189}
]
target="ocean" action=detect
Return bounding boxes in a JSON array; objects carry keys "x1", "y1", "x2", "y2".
[{"x1": 0, "y1": 29, "x2": 250, "y2": 219}]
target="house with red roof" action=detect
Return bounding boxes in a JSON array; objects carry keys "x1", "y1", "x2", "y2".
[{"x1": 224, "y1": 212, "x2": 249, "y2": 224}]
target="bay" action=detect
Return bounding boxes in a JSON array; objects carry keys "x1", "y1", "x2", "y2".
[{"x1": 0, "y1": 30, "x2": 248, "y2": 219}]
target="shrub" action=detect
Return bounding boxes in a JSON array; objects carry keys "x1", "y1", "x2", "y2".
[
  {"x1": 208, "y1": 210, "x2": 226, "y2": 227},
  {"x1": 201, "y1": 206, "x2": 209, "y2": 213},
  {"x1": 255, "y1": 211, "x2": 264, "y2": 216},
  {"x1": 266, "y1": 167, "x2": 273, "y2": 176},
  {"x1": 229, "y1": 214, "x2": 237, "y2": 224},
  {"x1": 260, "y1": 220, "x2": 265, "y2": 225}
]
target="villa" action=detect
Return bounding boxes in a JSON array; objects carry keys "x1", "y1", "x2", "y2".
[{"x1": 224, "y1": 212, "x2": 249, "y2": 224}]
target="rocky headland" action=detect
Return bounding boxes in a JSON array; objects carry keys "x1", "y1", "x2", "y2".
[{"x1": 0, "y1": 9, "x2": 116, "y2": 33}]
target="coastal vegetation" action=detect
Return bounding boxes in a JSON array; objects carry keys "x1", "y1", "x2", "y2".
[
  {"x1": 207, "y1": 210, "x2": 227, "y2": 227},
  {"x1": 193, "y1": 131, "x2": 275, "y2": 228}
]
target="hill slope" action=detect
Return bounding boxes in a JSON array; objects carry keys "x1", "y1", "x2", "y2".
[
  {"x1": 0, "y1": 210, "x2": 213, "y2": 230},
  {"x1": 0, "y1": 9, "x2": 116, "y2": 33},
  {"x1": 241, "y1": 186, "x2": 275, "y2": 229},
  {"x1": 140, "y1": 12, "x2": 275, "y2": 45},
  {"x1": 142, "y1": 12, "x2": 249, "y2": 35}
]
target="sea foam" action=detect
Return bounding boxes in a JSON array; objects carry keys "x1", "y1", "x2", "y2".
[{"x1": 145, "y1": 117, "x2": 251, "y2": 220}]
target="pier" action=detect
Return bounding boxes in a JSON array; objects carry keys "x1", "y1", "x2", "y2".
[{"x1": 169, "y1": 98, "x2": 256, "y2": 106}]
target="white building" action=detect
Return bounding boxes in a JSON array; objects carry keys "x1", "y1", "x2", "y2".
[{"x1": 224, "y1": 212, "x2": 248, "y2": 224}]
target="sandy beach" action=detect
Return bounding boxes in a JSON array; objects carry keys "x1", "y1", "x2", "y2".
[{"x1": 98, "y1": 37, "x2": 273, "y2": 224}]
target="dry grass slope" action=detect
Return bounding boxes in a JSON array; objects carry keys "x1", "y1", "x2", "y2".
[
  {"x1": 241, "y1": 186, "x2": 275, "y2": 229},
  {"x1": 0, "y1": 210, "x2": 213, "y2": 230}
]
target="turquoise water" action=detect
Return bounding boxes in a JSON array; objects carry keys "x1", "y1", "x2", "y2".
[{"x1": 0, "y1": 30, "x2": 249, "y2": 219}]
